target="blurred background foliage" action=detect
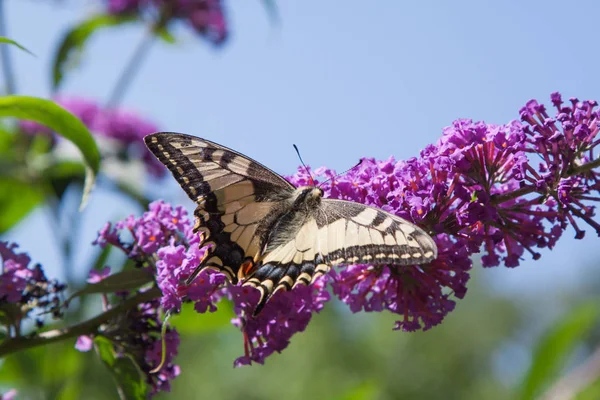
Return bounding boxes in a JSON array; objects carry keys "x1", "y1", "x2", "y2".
[
  {"x1": 0, "y1": 0, "x2": 600, "y2": 399},
  {"x1": 3, "y1": 266, "x2": 600, "y2": 399}
]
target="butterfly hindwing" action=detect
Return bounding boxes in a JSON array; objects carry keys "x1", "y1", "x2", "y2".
[
  {"x1": 144, "y1": 132, "x2": 295, "y2": 282},
  {"x1": 242, "y1": 197, "x2": 437, "y2": 314},
  {"x1": 242, "y1": 212, "x2": 331, "y2": 315},
  {"x1": 316, "y1": 199, "x2": 437, "y2": 266}
]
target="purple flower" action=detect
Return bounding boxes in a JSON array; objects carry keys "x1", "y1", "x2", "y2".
[
  {"x1": 330, "y1": 237, "x2": 468, "y2": 331},
  {"x1": 186, "y1": 269, "x2": 226, "y2": 313},
  {"x1": 93, "y1": 200, "x2": 191, "y2": 260},
  {"x1": 228, "y1": 276, "x2": 330, "y2": 366},
  {"x1": 87, "y1": 266, "x2": 111, "y2": 284},
  {"x1": 98, "y1": 200, "x2": 332, "y2": 366},
  {"x1": 75, "y1": 335, "x2": 93, "y2": 352},
  {"x1": 107, "y1": 0, "x2": 142, "y2": 15},
  {"x1": 75, "y1": 295, "x2": 181, "y2": 397},
  {"x1": 145, "y1": 329, "x2": 181, "y2": 395},
  {"x1": 105, "y1": 0, "x2": 229, "y2": 46},
  {"x1": 92, "y1": 222, "x2": 121, "y2": 248},
  {"x1": 18, "y1": 96, "x2": 165, "y2": 177},
  {"x1": 0, "y1": 242, "x2": 67, "y2": 329},
  {"x1": 1, "y1": 389, "x2": 17, "y2": 400},
  {"x1": 155, "y1": 242, "x2": 218, "y2": 312},
  {"x1": 94, "y1": 92, "x2": 600, "y2": 368}
]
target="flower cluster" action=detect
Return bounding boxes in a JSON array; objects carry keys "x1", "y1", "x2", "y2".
[
  {"x1": 94, "y1": 93, "x2": 600, "y2": 367},
  {"x1": 19, "y1": 96, "x2": 165, "y2": 177},
  {"x1": 0, "y1": 389, "x2": 17, "y2": 400},
  {"x1": 0, "y1": 241, "x2": 66, "y2": 331},
  {"x1": 295, "y1": 92, "x2": 600, "y2": 331},
  {"x1": 94, "y1": 200, "x2": 332, "y2": 366},
  {"x1": 76, "y1": 293, "x2": 180, "y2": 396},
  {"x1": 105, "y1": 0, "x2": 228, "y2": 46}
]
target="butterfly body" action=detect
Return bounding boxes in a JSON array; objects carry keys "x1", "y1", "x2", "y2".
[{"x1": 144, "y1": 132, "x2": 437, "y2": 314}]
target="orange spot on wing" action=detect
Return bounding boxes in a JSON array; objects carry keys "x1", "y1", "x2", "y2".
[{"x1": 239, "y1": 260, "x2": 256, "y2": 279}]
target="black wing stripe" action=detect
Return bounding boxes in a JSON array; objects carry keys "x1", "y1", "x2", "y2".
[
  {"x1": 146, "y1": 132, "x2": 295, "y2": 190},
  {"x1": 243, "y1": 260, "x2": 327, "y2": 316},
  {"x1": 145, "y1": 135, "x2": 211, "y2": 201}
]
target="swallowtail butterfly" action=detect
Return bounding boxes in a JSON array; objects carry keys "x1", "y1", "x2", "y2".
[{"x1": 144, "y1": 132, "x2": 438, "y2": 314}]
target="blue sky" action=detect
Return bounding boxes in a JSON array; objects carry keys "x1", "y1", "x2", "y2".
[{"x1": 6, "y1": 0, "x2": 600, "y2": 303}]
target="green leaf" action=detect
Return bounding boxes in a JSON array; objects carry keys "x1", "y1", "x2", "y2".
[
  {"x1": 94, "y1": 336, "x2": 116, "y2": 366},
  {"x1": 155, "y1": 26, "x2": 176, "y2": 44},
  {"x1": 0, "y1": 177, "x2": 44, "y2": 233},
  {"x1": 334, "y1": 381, "x2": 379, "y2": 400},
  {"x1": 170, "y1": 300, "x2": 234, "y2": 335},
  {"x1": 0, "y1": 342, "x2": 84, "y2": 396},
  {"x1": 576, "y1": 378, "x2": 600, "y2": 400},
  {"x1": 0, "y1": 96, "x2": 100, "y2": 209},
  {"x1": 42, "y1": 160, "x2": 86, "y2": 200},
  {"x1": 52, "y1": 14, "x2": 137, "y2": 90},
  {"x1": 91, "y1": 245, "x2": 113, "y2": 273},
  {"x1": 112, "y1": 357, "x2": 148, "y2": 399},
  {"x1": 67, "y1": 269, "x2": 153, "y2": 303},
  {"x1": 0, "y1": 36, "x2": 35, "y2": 56},
  {"x1": 94, "y1": 337, "x2": 149, "y2": 400},
  {"x1": 519, "y1": 301, "x2": 600, "y2": 400},
  {"x1": 0, "y1": 125, "x2": 14, "y2": 155},
  {"x1": 43, "y1": 160, "x2": 86, "y2": 179},
  {"x1": 55, "y1": 379, "x2": 82, "y2": 400}
]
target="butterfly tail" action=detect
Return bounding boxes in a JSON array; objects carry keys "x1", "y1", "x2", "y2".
[{"x1": 242, "y1": 261, "x2": 331, "y2": 316}]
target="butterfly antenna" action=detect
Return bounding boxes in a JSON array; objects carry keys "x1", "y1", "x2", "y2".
[
  {"x1": 320, "y1": 159, "x2": 363, "y2": 187},
  {"x1": 293, "y1": 144, "x2": 315, "y2": 186}
]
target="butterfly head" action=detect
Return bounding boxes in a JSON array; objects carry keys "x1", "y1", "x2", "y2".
[{"x1": 293, "y1": 186, "x2": 324, "y2": 209}]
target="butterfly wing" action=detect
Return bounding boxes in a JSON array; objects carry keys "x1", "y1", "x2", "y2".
[
  {"x1": 242, "y1": 207, "x2": 330, "y2": 314},
  {"x1": 145, "y1": 132, "x2": 438, "y2": 315},
  {"x1": 144, "y1": 132, "x2": 295, "y2": 282},
  {"x1": 243, "y1": 198, "x2": 437, "y2": 314},
  {"x1": 316, "y1": 199, "x2": 437, "y2": 266}
]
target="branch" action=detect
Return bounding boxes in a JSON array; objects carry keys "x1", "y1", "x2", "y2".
[
  {"x1": 571, "y1": 156, "x2": 600, "y2": 176},
  {"x1": 0, "y1": 287, "x2": 161, "y2": 358},
  {"x1": 541, "y1": 345, "x2": 600, "y2": 400},
  {"x1": 493, "y1": 157, "x2": 600, "y2": 205},
  {"x1": 105, "y1": 26, "x2": 155, "y2": 108},
  {"x1": 493, "y1": 186, "x2": 534, "y2": 204}
]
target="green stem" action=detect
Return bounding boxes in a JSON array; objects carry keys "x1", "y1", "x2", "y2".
[
  {"x1": 0, "y1": 287, "x2": 161, "y2": 358},
  {"x1": 43, "y1": 184, "x2": 77, "y2": 288},
  {"x1": 0, "y1": 0, "x2": 16, "y2": 95},
  {"x1": 541, "y1": 344, "x2": 600, "y2": 400},
  {"x1": 105, "y1": 26, "x2": 155, "y2": 108},
  {"x1": 63, "y1": 185, "x2": 84, "y2": 284},
  {"x1": 570, "y1": 156, "x2": 600, "y2": 176},
  {"x1": 492, "y1": 186, "x2": 533, "y2": 204},
  {"x1": 493, "y1": 156, "x2": 600, "y2": 205},
  {"x1": 115, "y1": 180, "x2": 151, "y2": 209}
]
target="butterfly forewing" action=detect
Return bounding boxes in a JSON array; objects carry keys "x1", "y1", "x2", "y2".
[
  {"x1": 144, "y1": 132, "x2": 295, "y2": 282},
  {"x1": 144, "y1": 132, "x2": 438, "y2": 315}
]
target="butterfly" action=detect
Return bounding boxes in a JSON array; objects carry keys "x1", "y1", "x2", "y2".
[{"x1": 144, "y1": 132, "x2": 438, "y2": 314}]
